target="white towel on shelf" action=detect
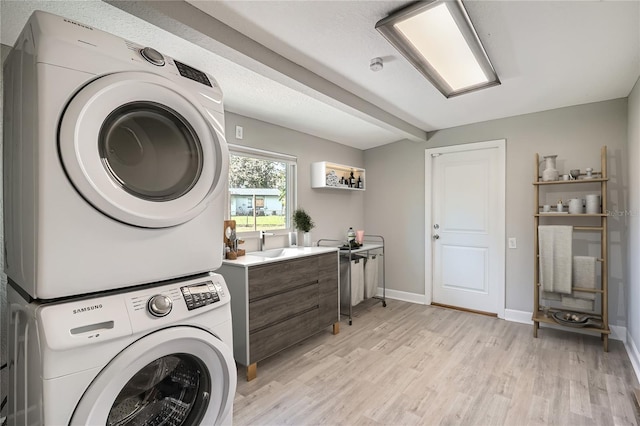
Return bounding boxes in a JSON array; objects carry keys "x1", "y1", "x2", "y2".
[
  {"x1": 538, "y1": 225, "x2": 573, "y2": 295},
  {"x1": 364, "y1": 255, "x2": 379, "y2": 298},
  {"x1": 571, "y1": 256, "x2": 597, "y2": 300},
  {"x1": 562, "y1": 256, "x2": 597, "y2": 311}
]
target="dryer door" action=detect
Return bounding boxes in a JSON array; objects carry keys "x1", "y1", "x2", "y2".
[
  {"x1": 59, "y1": 72, "x2": 228, "y2": 228},
  {"x1": 70, "y1": 327, "x2": 236, "y2": 426}
]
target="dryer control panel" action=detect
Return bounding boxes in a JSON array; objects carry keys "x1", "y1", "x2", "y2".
[{"x1": 180, "y1": 280, "x2": 223, "y2": 311}]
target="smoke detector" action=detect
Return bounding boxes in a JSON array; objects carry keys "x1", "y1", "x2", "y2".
[{"x1": 370, "y1": 57, "x2": 383, "y2": 72}]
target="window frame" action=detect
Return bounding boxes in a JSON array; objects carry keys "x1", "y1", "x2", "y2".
[{"x1": 226, "y1": 144, "x2": 297, "y2": 235}]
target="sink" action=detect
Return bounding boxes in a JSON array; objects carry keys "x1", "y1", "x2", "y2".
[
  {"x1": 252, "y1": 248, "x2": 286, "y2": 258},
  {"x1": 247, "y1": 247, "x2": 311, "y2": 259}
]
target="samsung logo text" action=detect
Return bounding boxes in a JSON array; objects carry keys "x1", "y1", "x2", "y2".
[{"x1": 73, "y1": 304, "x2": 103, "y2": 314}]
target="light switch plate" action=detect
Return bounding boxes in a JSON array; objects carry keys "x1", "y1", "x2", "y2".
[
  {"x1": 508, "y1": 237, "x2": 517, "y2": 249},
  {"x1": 235, "y1": 125, "x2": 243, "y2": 139}
]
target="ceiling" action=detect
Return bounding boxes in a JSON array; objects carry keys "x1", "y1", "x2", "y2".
[{"x1": 1, "y1": 1, "x2": 639, "y2": 150}]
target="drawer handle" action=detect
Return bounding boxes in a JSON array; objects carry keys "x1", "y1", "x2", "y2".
[
  {"x1": 249, "y1": 305, "x2": 319, "y2": 334},
  {"x1": 249, "y1": 280, "x2": 319, "y2": 303}
]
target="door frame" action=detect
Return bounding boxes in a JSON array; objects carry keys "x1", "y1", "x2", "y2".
[{"x1": 424, "y1": 139, "x2": 506, "y2": 318}]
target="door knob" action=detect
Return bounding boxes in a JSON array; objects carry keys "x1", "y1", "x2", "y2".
[{"x1": 433, "y1": 234, "x2": 440, "y2": 240}]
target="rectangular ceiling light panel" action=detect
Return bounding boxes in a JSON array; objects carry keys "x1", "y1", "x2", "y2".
[{"x1": 376, "y1": 0, "x2": 500, "y2": 98}]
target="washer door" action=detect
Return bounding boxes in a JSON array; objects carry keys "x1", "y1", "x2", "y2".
[
  {"x1": 70, "y1": 327, "x2": 236, "y2": 426},
  {"x1": 59, "y1": 72, "x2": 228, "y2": 228}
]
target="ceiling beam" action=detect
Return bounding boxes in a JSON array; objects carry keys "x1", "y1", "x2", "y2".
[{"x1": 105, "y1": 0, "x2": 428, "y2": 143}]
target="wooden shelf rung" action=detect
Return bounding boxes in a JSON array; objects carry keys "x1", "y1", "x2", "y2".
[
  {"x1": 572, "y1": 287, "x2": 604, "y2": 293},
  {"x1": 532, "y1": 310, "x2": 610, "y2": 334},
  {"x1": 536, "y1": 283, "x2": 604, "y2": 293},
  {"x1": 535, "y1": 255, "x2": 604, "y2": 262}
]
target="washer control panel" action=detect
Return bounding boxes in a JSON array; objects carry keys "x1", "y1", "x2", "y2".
[
  {"x1": 174, "y1": 60, "x2": 212, "y2": 87},
  {"x1": 180, "y1": 280, "x2": 221, "y2": 311}
]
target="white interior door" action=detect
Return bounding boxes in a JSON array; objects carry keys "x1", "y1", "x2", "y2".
[{"x1": 425, "y1": 140, "x2": 505, "y2": 316}]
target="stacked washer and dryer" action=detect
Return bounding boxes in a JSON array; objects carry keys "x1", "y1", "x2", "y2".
[{"x1": 4, "y1": 11, "x2": 237, "y2": 425}]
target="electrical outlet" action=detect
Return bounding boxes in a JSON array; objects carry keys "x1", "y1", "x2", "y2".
[
  {"x1": 508, "y1": 237, "x2": 517, "y2": 249},
  {"x1": 235, "y1": 125, "x2": 243, "y2": 139}
]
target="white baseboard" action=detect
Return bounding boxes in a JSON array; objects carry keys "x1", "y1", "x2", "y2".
[
  {"x1": 626, "y1": 331, "x2": 640, "y2": 383},
  {"x1": 504, "y1": 309, "x2": 533, "y2": 324},
  {"x1": 377, "y1": 288, "x2": 427, "y2": 305},
  {"x1": 610, "y1": 325, "x2": 627, "y2": 343}
]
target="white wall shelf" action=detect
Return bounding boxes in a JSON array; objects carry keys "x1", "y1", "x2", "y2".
[{"x1": 311, "y1": 161, "x2": 365, "y2": 190}]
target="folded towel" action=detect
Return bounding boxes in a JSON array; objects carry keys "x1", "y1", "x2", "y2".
[
  {"x1": 538, "y1": 226, "x2": 573, "y2": 294},
  {"x1": 572, "y1": 256, "x2": 597, "y2": 300},
  {"x1": 561, "y1": 256, "x2": 597, "y2": 311}
]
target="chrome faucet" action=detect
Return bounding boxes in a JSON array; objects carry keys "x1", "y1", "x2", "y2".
[{"x1": 258, "y1": 230, "x2": 274, "y2": 251}]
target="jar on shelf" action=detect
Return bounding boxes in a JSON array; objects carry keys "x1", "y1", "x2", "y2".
[{"x1": 542, "y1": 155, "x2": 559, "y2": 182}]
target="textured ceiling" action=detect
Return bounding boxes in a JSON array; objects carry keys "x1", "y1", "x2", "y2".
[
  {"x1": 2, "y1": 1, "x2": 639, "y2": 150},
  {"x1": 190, "y1": 0, "x2": 640, "y2": 131}
]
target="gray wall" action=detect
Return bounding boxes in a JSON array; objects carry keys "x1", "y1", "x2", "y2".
[
  {"x1": 364, "y1": 99, "x2": 629, "y2": 327},
  {"x1": 223, "y1": 111, "x2": 366, "y2": 251},
  {"x1": 627, "y1": 77, "x2": 640, "y2": 357}
]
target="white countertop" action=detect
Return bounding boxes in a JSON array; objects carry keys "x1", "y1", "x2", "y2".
[
  {"x1": 221, "y1": 246, "x2": 339, "y2": 267},
  {"x1": 337, "y1": 243, "x2": 384, "y2": 254}
]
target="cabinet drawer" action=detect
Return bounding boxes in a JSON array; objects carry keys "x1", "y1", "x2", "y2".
[
  {"x1": 318, "y1": 253, "x2": 337, "y2": 281},
  {"x1": 248, "y1": 257, "x2": 318, "y2": 301},
  {"x1": 318, "y1": 253, "x2": 338, "y2": 298},
  {"x1": 319, "y1": 274, "x2": 338, "y2": 298},
  {"x1": 249, "y1": 283, "x2": 319, "y2": 332},
  {"x1": 249, "y1": 308, "x2": 318, "y2": 363},
  {"x1": 318, "y1": 291, "x2": 338, "y2": 329}
]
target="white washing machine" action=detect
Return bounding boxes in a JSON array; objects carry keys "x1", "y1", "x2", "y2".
[
  {"x1": 7, "y1": 273, "x2": 237, "y2": 425},
  {"x1": 3, "y1": 10, "x2": 229, "y2": 300}
]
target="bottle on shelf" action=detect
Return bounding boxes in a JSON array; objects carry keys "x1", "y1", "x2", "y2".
[
  {"x1": 347, "y1": 227, "x2": 356, "y2": 246},
  {"x1": 357, "y1": 175, "x2": 362, "y2": 189},
  {"x1": 349, "y1": 171, "x2": 355, "y2": 188}
]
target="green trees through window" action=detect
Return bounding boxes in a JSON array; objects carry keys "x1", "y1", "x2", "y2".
[{"x1": 228, "y1": 150, "x2": 295, "y2": 232}]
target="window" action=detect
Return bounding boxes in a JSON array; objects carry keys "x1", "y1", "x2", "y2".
[{"x1": 228, "y1": 144, "x2": 296, "y2": 233}]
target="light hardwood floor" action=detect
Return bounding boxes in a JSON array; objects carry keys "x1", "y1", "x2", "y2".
[{"x1": 233, "y1": 300, "x2": 640, "y2": 425}]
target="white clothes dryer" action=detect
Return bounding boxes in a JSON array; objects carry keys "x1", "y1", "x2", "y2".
[
  {"x1": 3, "y1": 10, "x2": 229, "y2": 300},
  {"x1": 7, "y1": 273, "x2": 237, "y2": 426}
]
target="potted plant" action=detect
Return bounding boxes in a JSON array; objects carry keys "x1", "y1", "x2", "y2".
[{"x1": 292, "y1": 208, "x2": 315, "y2": 246}]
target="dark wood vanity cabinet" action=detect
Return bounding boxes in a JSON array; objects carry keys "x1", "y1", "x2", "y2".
[
  {"x1": 317, "y1": 253, "x2": 340, "y2": 329},
  {"x1": 219, "y1": 251, "x2": 339, "y2": 381}
]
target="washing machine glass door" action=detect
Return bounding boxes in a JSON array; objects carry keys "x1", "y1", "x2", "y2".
[
  {"x1": 59, "y1": 72, "x2": 229, "y2": 228},
  {"x1": 70, "y1": 327, "x2": 236, "y2": 426}
]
